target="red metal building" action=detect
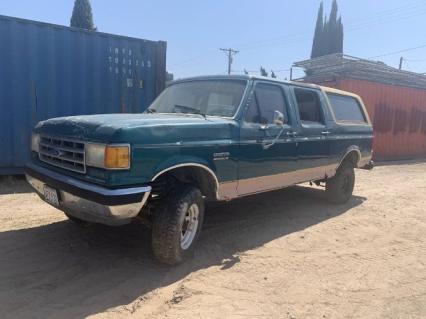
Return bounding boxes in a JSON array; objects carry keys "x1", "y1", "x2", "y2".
[{"x1": 294, "y1": 54, "x2": 426, "y2": 161}]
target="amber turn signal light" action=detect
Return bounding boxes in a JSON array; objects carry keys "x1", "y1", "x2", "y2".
[{"x1": 104, "y1": 145, "x2": 130, "y2": 169}]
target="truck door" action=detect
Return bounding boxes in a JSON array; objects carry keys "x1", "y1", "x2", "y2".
[
  {"x1": 237, "y1": 82, "x2": 298, "y2": 196},
  {"x1": 290, "y1": 86, "x2": 333, "y2": 182}
]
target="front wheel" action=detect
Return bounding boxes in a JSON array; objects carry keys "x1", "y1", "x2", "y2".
[
  {"x1": 151, "y1": 185, "x2": 204, "y2": 265},
  {"x1": 325, "y1": 162, "x2": 355, "y2": 204}
]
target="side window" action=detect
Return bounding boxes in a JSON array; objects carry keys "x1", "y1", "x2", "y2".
[
  {"x1": 327, "y1": 93, "x2": 367, "y2": 123},
  {"x1": 245, "y1": 95, "x2": 262, "y2": 123},
  {"x1": 245, "y1": 83, "x2": 289, "y2": 124},
  {"x1": 294, "y1": 88, "x2": 325, "y2": 125}
]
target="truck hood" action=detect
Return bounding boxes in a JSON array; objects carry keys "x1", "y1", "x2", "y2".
[{"x1": 35, "y1": 113, "x2": 237, "y2": 144}]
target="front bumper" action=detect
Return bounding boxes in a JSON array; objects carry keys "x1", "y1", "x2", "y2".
[{"x1": 26, "y1": 164, "x2": 152, "y2": 226}]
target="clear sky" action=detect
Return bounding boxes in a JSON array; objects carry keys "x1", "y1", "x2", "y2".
[{"x1": 1, "y1": 0, "x2": 426, "y2": 79}]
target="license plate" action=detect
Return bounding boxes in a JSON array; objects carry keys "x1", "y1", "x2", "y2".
[{"x1": 43, "y1": 185, "x2": 59, "y2": 207}]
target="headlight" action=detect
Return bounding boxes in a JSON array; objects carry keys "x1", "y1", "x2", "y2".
[
  {"x1": 31, "y1": 133, "x2": 40, "y2": 152},
  {"x1": 86, "y1": 143, "x2": 130, "y2": 170}
]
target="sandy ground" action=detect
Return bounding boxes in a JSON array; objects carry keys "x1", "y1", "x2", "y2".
[{"x1": 0, "y1": 162, "x2": 425, "y2": 319}]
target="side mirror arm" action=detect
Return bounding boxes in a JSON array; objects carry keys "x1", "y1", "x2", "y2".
[{"x1": 262, "y1": 125, "x2": 286, "y2": 150}]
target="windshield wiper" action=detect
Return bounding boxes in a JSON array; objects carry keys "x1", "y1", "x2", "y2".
[
  {"x1": 174, "y1": 105, "x2": 206, "y2": 118},
  {"x1": 145, "y1": 108, "x2": 157, "y2": 114}
]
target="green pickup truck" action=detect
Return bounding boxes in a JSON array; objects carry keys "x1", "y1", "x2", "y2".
[{"x1": 26, "y1": 75, "x2": 373, "y2": 264}]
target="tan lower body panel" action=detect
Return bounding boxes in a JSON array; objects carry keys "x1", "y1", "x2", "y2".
[{"x1": 218, "y1": 164, "x2": 337, "y2": 200}]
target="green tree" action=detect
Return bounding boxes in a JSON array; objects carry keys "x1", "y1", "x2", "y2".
[
  {"x1": 336, "y1": 16, "x2": 344, "y2": 53},
  {"x1": 324, "y1": 0, "x2": 339, "y2": 54},
  {"x1": 166, "y1": 71, "x2": 174, "y2": 82},
  {"x1": 310, "y1": 0, "x2": 343, "y2": 58},
  {"x1": 70, "y1": 0, "x2": 96, "y2": 31},
  {"x1": 311, "y1": 1, "x2": 324, "y2": 58},
  {"x1": 271, "y1": 70, "x2": 277, "y2": 78},
  {"x1": 260, "y1": 66, "x2": 268, "y2": 77}
]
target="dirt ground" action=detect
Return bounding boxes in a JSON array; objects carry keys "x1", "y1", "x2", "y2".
[{"x1": 0, "y1": 162, "x2": 425, "y2": 319}]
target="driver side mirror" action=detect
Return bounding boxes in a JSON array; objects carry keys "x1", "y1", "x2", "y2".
[{"x1": 273, "y1": 110, "x2": 284, "y2": 126}]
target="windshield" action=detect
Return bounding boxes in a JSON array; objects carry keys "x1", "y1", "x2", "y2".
[{"x1": 148, "y1": 79, "x2": 247, "y2": 117}]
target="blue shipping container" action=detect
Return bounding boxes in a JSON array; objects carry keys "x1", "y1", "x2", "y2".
[{"x1": 0, "y1": 15, "x2": 167, "y2": 174}]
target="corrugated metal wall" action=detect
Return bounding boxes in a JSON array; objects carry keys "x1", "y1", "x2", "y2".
[
  {"x1": 318, "y1": 78, "x2": 426, "y2": 160},
  {"x1": 0, "y1": 15, "x2": 166, "y2": 174}
]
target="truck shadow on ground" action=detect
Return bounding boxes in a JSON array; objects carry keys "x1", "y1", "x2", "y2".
[
  {"x1": 0, "y1": 185, "x2": 366, "y2": 319},
  {"x1": 0, "y1": 176, "x2": 33, "y2": 195}
]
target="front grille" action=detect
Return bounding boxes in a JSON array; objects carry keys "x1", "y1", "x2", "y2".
[{"x1": 39, "y1": 135, "x2": 86, "y2": 173}]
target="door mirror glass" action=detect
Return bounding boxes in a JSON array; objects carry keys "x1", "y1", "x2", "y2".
[{"x1": 273, "y1": 110, "x2": 284, "y2": 126}]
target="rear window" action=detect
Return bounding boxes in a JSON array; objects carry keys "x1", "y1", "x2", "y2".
[{"x1": 327, "y1": 93, "x2": 367, "y2": 123}]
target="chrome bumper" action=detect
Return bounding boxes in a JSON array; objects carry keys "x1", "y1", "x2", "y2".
[{"x1": 26, "y1": 164, "x2": 151, "y2": 226}]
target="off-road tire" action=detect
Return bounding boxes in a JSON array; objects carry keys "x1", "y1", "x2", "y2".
[
  {"x1": 326, "y1": 161, "x2": 355, "y2": 204},
  {"x1": 151, "y1": 185, "x2": 204, "y2": 265}
]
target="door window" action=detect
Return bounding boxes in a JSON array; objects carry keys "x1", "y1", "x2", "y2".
[
  {"x1": 293, "y1": 88, "x2": 325, "y2": 125},
  {"x1": 245, "y1": 83, "x2": 289, "y2": 124}
]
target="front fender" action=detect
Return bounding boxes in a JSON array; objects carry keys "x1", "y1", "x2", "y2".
[{"x1": 150, "y1": 155, "x2": 218, "y2": 182}]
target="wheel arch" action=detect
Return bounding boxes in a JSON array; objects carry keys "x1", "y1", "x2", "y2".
[
  {"x1": 151, "y1": 162, "x2": 220, "y2": 200},
  {"x1": 338, "y1": 147, "x2": 362, "y2": 169}
]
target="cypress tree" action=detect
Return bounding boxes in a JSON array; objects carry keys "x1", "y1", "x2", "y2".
[
  {"x1": 271, "y1": 70, "x2": 277, "y2": 78},
  {"x1": 70, "y1": 0, "x2": 96, "y2": 31},
  {"x1": 322, "y1": 13, "x2": 327, "y2": 55},
  {"x1": 326, "y1": 0, "x2": 339, "y2": 54},
  {"x1": 166, "y1": 71, "x2": 174, "y2": 82},
  {"x1": 310, "y1": 0, "x2": 344, "y2": 58},
  {"x1": 311, "y1": 1, "x2": 324, "y2": 58},
  {"x1": 337, "y1": 17, "x2": 344, "y2": 54},
  {"x1": 260, "y1": 67, "x2": 268, "y2": 77}
]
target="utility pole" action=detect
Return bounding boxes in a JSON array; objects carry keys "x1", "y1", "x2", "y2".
[
  {"x1": 220, "y1": 48, "x2": 239, "y2": 75},
  {"x1": 399, "y1": 57, "x2": 404, "y2": 70}
]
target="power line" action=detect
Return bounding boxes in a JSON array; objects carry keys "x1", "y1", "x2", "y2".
[
  {"x1": 170, "y1": 1, "x2": 426, "y2": 71},
  {"x1": 220, "y1": 48, "x2": 239, "y2": 75},
  {"x1": 234, "y1": 1, "x2": 426, "y2": 51},
  {"x1": 370, "y1": 44, "x2": 426, "y2": 59},
  {"x1": 236, "y1": 43, "x2": 426, "y2": 80}
]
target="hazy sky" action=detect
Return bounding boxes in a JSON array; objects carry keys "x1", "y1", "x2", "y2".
[{"x1": 1, "y1": 0, "x2": 426, "y2": 79}]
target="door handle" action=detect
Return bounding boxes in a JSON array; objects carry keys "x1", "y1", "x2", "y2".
[
  {"x1": 321, "y1": 131, "x2": 331, "y2": 135},
  {"x1": 286, "y1": 131, "x2": 297, "y2": 137}
]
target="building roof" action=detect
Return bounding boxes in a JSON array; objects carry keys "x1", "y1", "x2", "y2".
[{"x1": 293, "y1": 53, "x2": 426, "y2": 90}]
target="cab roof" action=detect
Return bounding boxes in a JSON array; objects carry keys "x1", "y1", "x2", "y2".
[{"x1": 170, "y1": 75, "x2": 361, "y2": 99}]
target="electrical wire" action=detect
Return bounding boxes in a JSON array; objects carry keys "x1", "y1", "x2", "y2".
[
  {"x1": 236, "y1": 1, "x2": 426, "y2": 51},
  {"x1": 170, "y1": 1, "x2": 426, "y2": 69}
]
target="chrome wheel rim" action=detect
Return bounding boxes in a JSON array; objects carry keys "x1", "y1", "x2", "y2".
[{"x1": 180, "y1": 203, "x2": 199, "y2": 250}]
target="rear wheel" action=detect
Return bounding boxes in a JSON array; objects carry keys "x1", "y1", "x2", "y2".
[
  {"x1": 326, "y1": 161, "x2": 355, "y2": 204},
  {"x1": 151, "y1": 185, "x2": 204, "y2": 265}
]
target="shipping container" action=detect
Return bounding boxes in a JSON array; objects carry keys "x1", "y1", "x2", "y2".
[
  {"x1": 294, "y1": 54, "x2": 426, "y2": 161},
  {"x1": 0, "y1": 15, "x2": 167, "y2": 174},
  {"x1": 316, "y1": 79, "x2": 426, "y2": 160}
]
